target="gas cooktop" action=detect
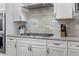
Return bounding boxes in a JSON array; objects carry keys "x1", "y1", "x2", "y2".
[{"x1": 21, "y1": 33, "x2": 54, "y2": 37}]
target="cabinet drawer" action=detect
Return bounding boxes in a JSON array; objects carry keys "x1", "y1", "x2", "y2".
[
  {"x1": 6, "y1": 37, "x2": 16, "y2": 42},
  {"x1": 17, "y1": 38, "x2": 28, "y2": 44},
  {"x1": 47, "y1": 40, "x2": 67, "y2": 48},
  {"x1": 28, "y1": 38, "x2": 46, "y2": 45},
  {"x1": 68, "y1": 42, "x2": 79, "y2": 50},
  {"x1": 17, "y1": 43, "x2": 28, "y2": 47},
  {"x1": 31, "y1": 44, "x2": 46, "y2": 48},
  {"x1": 6, "y1": 41, "x2": 16, "y2": 45}
]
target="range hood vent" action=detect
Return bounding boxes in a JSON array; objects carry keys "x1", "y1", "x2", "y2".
[{"x1": 22, "y1": 3, "x2": 53, "y2": 9}]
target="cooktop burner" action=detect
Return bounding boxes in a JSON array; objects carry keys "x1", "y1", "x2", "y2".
[{"x1": 21, "y1": 33, "x2": 54, "y2": 37}]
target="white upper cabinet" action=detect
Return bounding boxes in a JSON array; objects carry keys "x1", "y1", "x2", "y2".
[
  {"x1": 54, "y1": 3, "x2": 73, "y2": 19},
  {"x1": 12, "y1": 3, "x2": 28, "y2": 22},
  {"x1": 0, "y1": 3, "x2": 6, "y2": 11}
]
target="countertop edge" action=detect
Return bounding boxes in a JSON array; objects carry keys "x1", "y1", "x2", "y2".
[{"x1": 6, "y1": 35, "x2": 79, "y2": 42}]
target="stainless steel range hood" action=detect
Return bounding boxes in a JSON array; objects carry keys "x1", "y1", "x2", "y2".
[{"x1": 22, "y1": 3, "x2": 54, "y2": 9}]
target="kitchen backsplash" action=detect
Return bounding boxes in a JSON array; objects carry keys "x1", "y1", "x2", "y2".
[
  {"x1": 26, "y1": 7, "x2": 61, "y2": 37},
  {"x1": 58, "y1": 18, "x2": 79, "y2": 37},
  {"x1": 14, "y1": 6, "x2": 79, "y2": 37}
]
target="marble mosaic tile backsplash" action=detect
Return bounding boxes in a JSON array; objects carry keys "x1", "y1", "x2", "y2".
[
  {"x1": 26, "y1": 7, "x2": 61, "y2": 37},
  {"x1": 58, "y1": 18, "x2": 79, "y2": 37},
  {"x1": 15, "y1": 6, "x2": 79, "y2": 37}
]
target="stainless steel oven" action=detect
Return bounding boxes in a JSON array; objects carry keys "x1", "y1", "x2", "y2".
[
  {"x1": 75, "y1": 3, "x2": 79, "y2": 13},
  {"x1": 0, "y1": 34, "x2": 5, "y2": 53},
  {"x1": 0, "y1": 11, "x2": 6, "y2": 53},
  {"x1": 0, "y1": 12, "x2": 5, "y2": 34}
]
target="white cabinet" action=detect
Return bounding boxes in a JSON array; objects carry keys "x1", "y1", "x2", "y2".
[
  {"x1": 28, "y1": 38, "x2": 46, "y2": 56},
  {"x1": 47, "y1": 47, "x2": 67, "y2": 56},
  {"x1": 53, "y1": 47, "x2": 67, "y2": 56},
  {"x1": 17, "y1": 43, "x2": 29, "y2": 56},
  {"x1": 6, "y1": 37, "x2": 17, "y2": 56},
  {"x1": 6, "y1": 42, "x2": 16, "y2": 56},
  {"x1": 28, "y1": 44, "x2": 46, "y2": 56},
  {"x1": 12, "y1": 3, "x2": 21, "y2": 21},
  {"x1": 68, "y1": 42, "x2": 79, "y2": 56},
  {"x1": 16, "y1": 38, "x2": 29, "y2": 56},
  {"x1": 17, "y1": 38, "x2": 46, "y2": 56},
  {"x1": 6, "y1": 37, "x2": 70, "y2": 56},
  {"x1": 0, "y1": 53, "x2": 5, "y2": 56},
  {"x1": 0, "y1": 3, "x2": 6, "y2": 11},
  {"x1": 54, "y1": 3, "x2": 73, "y2": 19},
  {"x1": 12, "y1": 3, "x2": 28, "y2": 21},
  {"x1": 68, "y1": 49, "x2": 79, "y2": 56},
  {"x1": 47, "y1": 40, "x2": 67, "y2": 56}
]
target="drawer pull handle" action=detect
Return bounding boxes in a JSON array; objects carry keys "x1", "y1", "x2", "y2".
[
  {"x1": 76, "y1": 45, "x2": 79, "y2": 47},
  {"x1": 9, "y1": 39, "x2": 13, "y2": 40},
  {"x1": 15, "y1": 44, "x2": 16, "y2": 48},
  {"x1": 28, "y1": 45, "x2": 32, "y2": 51},
  {"x1": 47, "y1": 48, "x2": 49, "y2": 54},
  {"x1": 28, "y1": 46, "x2": 30, "y2": 51},
  {"x1": 30, "y1": 46, "x2": 32, "y2": 51},
  {"x1": 54, "y1": 43, "x2": 60, "y2": 45}
]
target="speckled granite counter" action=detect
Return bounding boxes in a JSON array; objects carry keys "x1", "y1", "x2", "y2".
[{"x1": 7, "y1": 35, "x2": 79, "y2": 42}]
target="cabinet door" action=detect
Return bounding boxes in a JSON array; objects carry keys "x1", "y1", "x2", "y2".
[
  {"x1": 68, "y1": 49, "x2": 79, "y2": 56},
  {"x1": 53, "y1": 47, "x2": 67, "y2": 56},
  {"x1": 47, "y1": 47, "x2": 67, "y2": 56},
  {"x1": 12, "y1": 3, "x2": 21, "y2": 21},
  {"x1": 54, "y1": 3, "x2": 72, "y2": 19},
  {"x1": 0, "y1": 53, "x2": 5, "y2": 56},
  {"x1": 0, "y1": 3, "x2": 5, "y2": 11},
  {"x1": 17, "y1": 43, "x2": 29, "y2": 56},
  {"x1": 6, "y1": 43, "x2": 16, "y2": 56},
  {"x1": 47, "y1": 47, "x2": 53, "y2": 56},
  {"x1": 12, "y1": 3, "x2": 27, "y2": 21},
  {"x1": 29, "y1": 45, "x2": 46, "y2": 56}
]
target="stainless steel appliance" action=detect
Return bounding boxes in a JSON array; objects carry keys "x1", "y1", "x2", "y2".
[
  {"x1": 0, "y1": 11, "x2": 6, "y2": 53},
  {"x1": 75, "y1": 3, "x2": 79, "y2": 13}
]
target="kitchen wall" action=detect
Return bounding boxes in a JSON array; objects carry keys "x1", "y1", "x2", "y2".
[
  {"x1": 6, "y1": 3, "x2": 16, "y2": 35},
  {"x1": 5, "y1": 3, "x2": 79, "y2": 37},
  {"x1": 0, "y1": 3, "x2": 15, "y2": 35},
  {"x1": 57, "y1": 18, "x2": 79, "y2": 37},
  {"x1": 25, "y1": 3, "x2": 79, "y2": 37}
]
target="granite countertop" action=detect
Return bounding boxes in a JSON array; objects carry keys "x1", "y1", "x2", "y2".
[{"x1": 6, "y1": 34, "x2": 79, "y2": 42}]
